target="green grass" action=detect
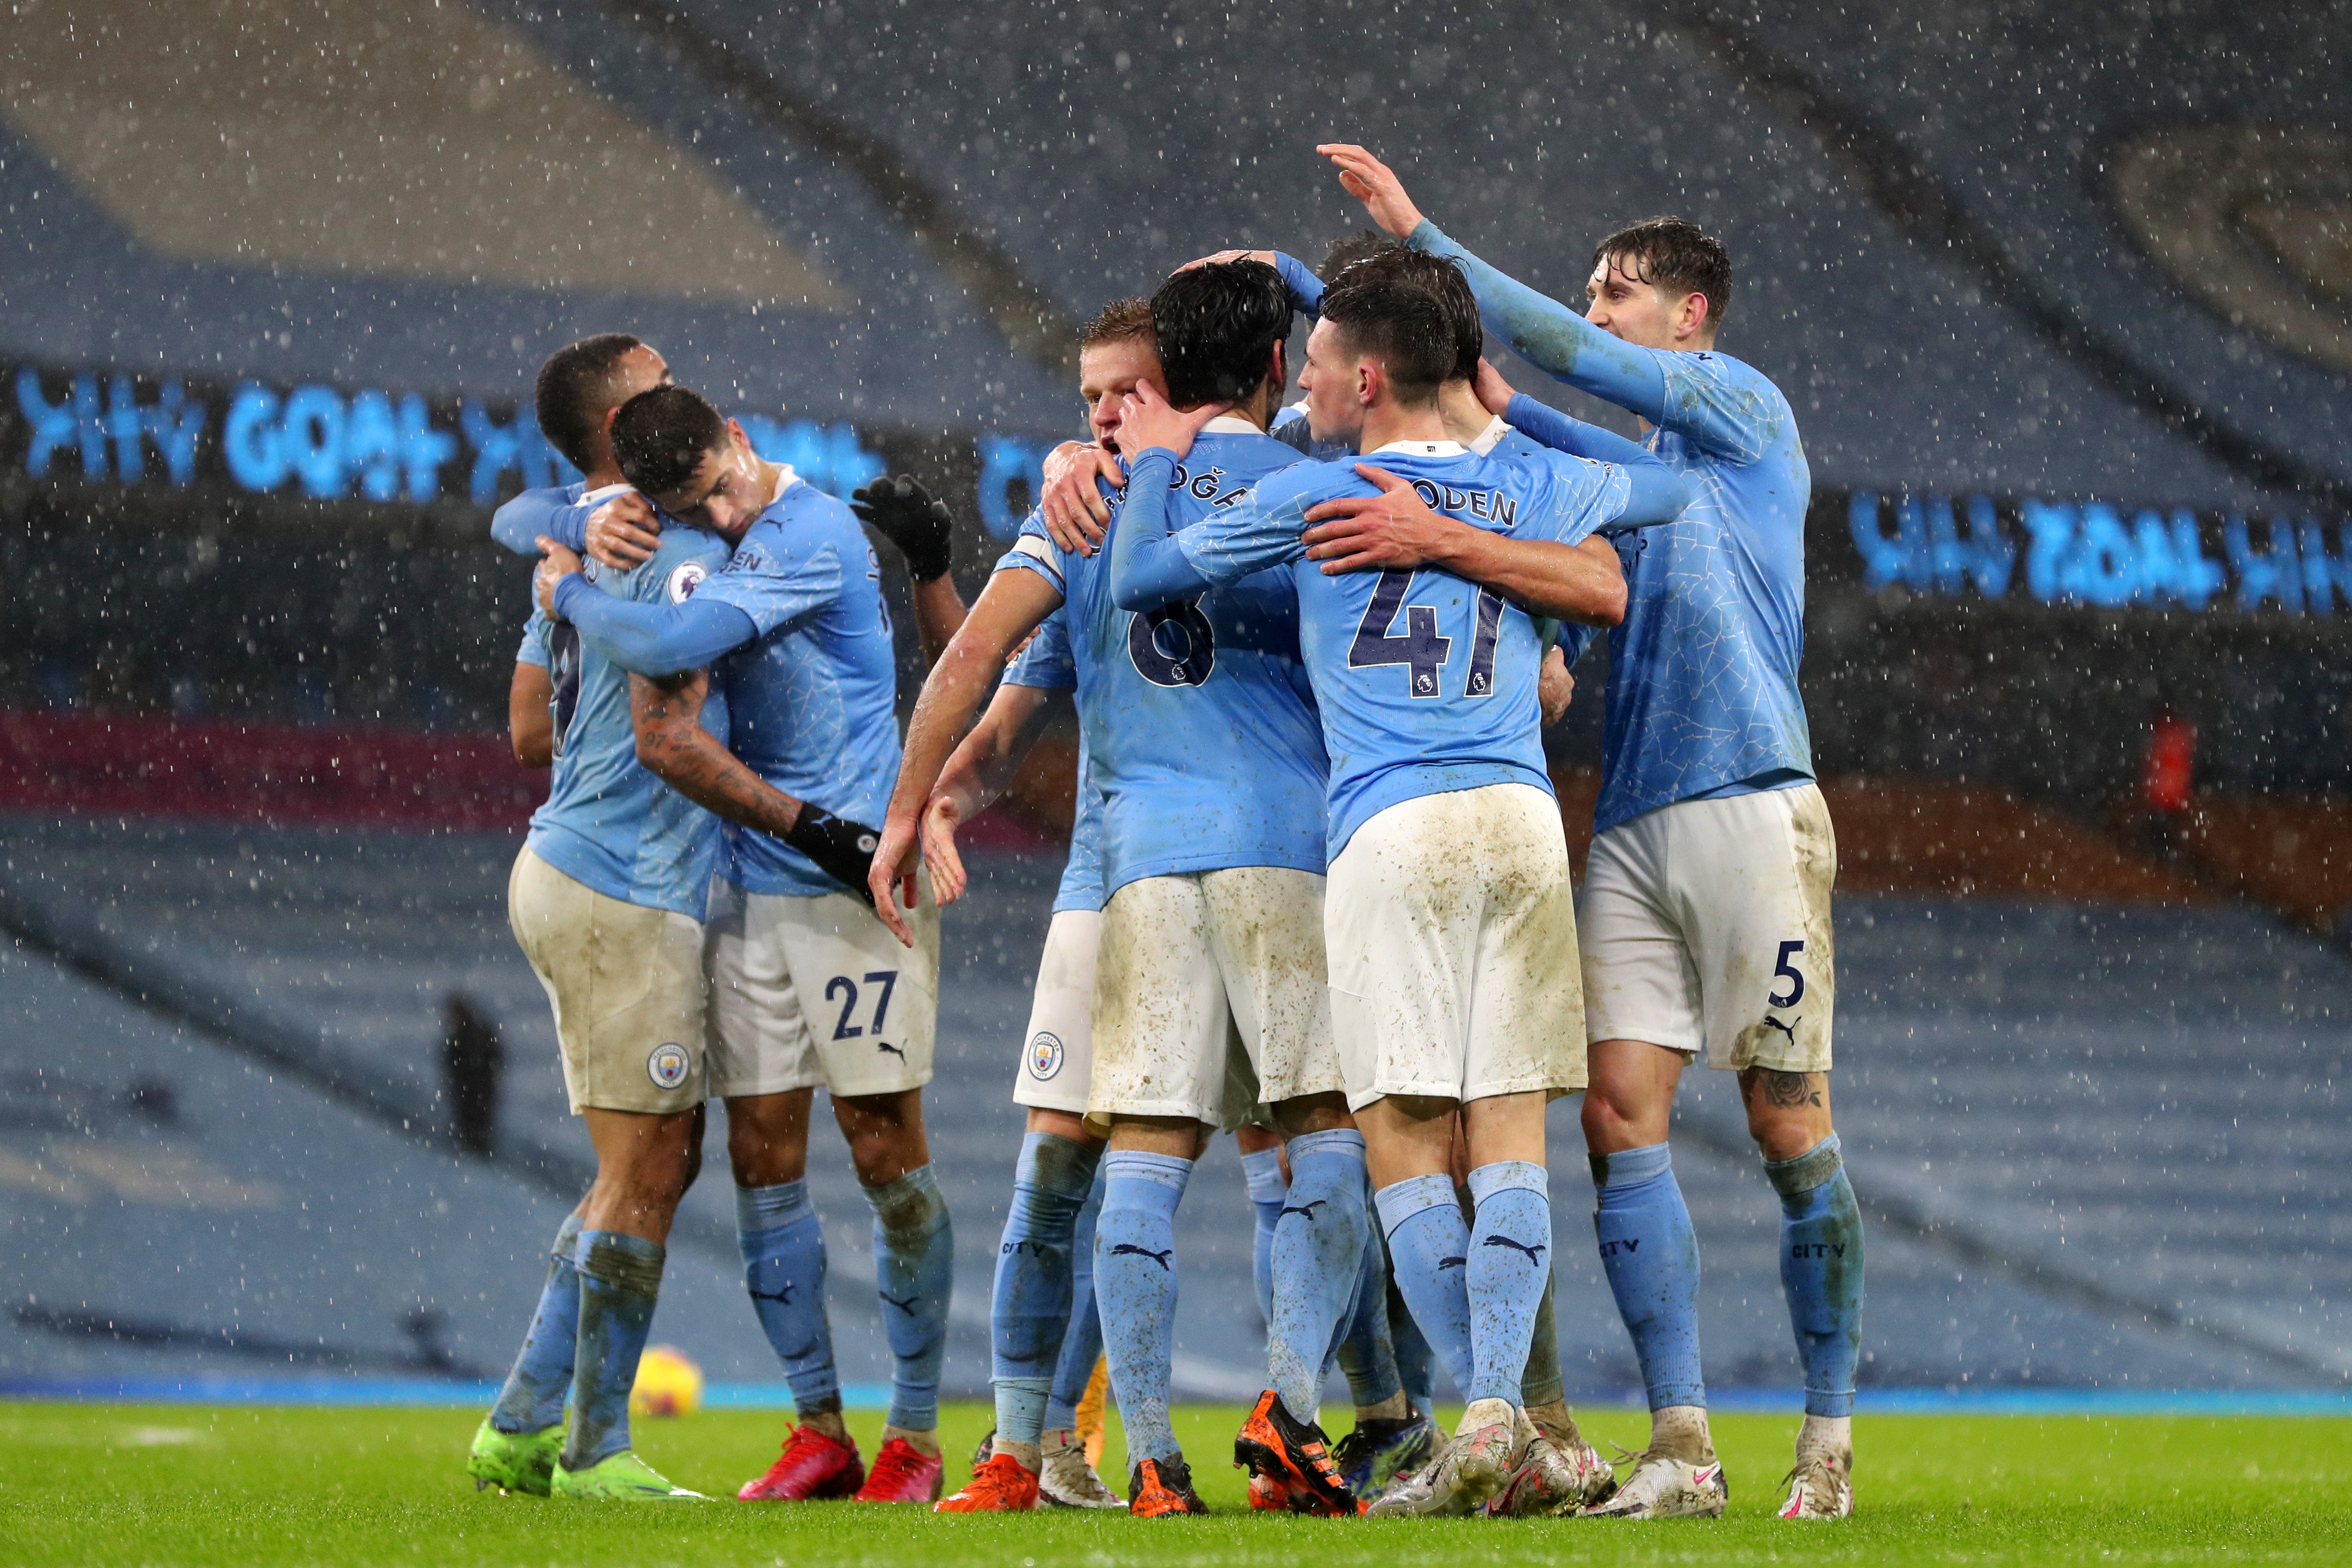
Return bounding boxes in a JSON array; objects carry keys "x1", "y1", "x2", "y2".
[{"x1": 1, "y1": 1401, "x2": 2348, "y2": 1565}]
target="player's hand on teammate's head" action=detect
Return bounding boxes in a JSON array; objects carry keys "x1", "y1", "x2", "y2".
[
  {"x1": 533, "y1": 536, "x2": 583, "y2": 617},
  {"x1": 1472, "y1": 358, "x2": 1517, "y2": 418},
  {"x1": 1538, "y1": 643, "x2": 1575, "y2": 727},
  {"x1": 868, "y1": 813, "x2": 922, "y2": 947},
  {"x1": 1039, "y1": 442, "x2": 1118, "y2": 556},
  {"x1": 586, "y1": 491, "x2": 662, "y2": 571},
  {"x1": 850, "y1": 474, "x2": 956, "y2": 583},
  {"x1": 1115, "y1": 381, "x2": 1227, "y2": 463},
  {"x1": 917, "y1": 792, "x2": 971, "y2": 909},
  {"x1": 1300, "y1": 465, "x2": 1462, "y2": 575},
  {"x1": 1317, "y1": 144, "x2": 1425, "y2": 240}
]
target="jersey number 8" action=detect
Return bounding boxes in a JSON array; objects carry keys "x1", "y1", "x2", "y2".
[{"x1": 1127, "y1": 599, "x2": 1217, "y2": 689}]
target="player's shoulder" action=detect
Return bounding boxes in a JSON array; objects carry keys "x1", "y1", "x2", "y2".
[
  {"x1": 616, "y1": 525, "x2": 730, "y2": 605},
  {"x1": 1669, "y1": 349, "x2": 1793, "y2": 417}
]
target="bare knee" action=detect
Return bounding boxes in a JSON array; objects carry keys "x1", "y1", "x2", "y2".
[
  {"x1": 725, "y1": 1091, "x2": 812, "y2": 1188},
  {"x1": 836, "y1": 1089, "x2": 930, "y2": 1186},
  {"x1": 1739, "y1": 1068, "x2": 1832, "y2": 1162}
]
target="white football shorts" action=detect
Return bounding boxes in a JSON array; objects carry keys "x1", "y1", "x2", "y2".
[
  {"x1": 507, "y1": 846, "x2": 707, "y2": 1115},
  {"x1": 1086, "y1": 865, "x2": 1339, "y2": 1134},
  {"x1": 1013, "y1": 907, "x2": 1101, "y2": 1114},
  {"x1": 1579, "y1": 780, "x2": 1837, "y2": 1072},
  {"x1": 703, "y1": 875, "x2": 941, "y2": 1100},
  {"x1": 1324, "y1": 782, "x2": 1585, "y2": 1109}
]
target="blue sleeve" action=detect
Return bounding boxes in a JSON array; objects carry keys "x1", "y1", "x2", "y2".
[
  {"x1": 1613, "y1": 455, "x2": 1694, "y2": 532},
  {"x1": 491, "y1": 487, "x2": 595, "y2": 554},
  {"x1": 1506, "y1": 394, "x2": 1653, "y2": 467},
  {"x1": 691, "y1": 535, "x2": 844, "y2": 636},
  {"x1": 1273, "y1": 251, "x2": 1325, "y2": 317},
  {"x1": 1557, "y1": 621, "x2": 1600, "y2": 666},
  {"x1": 550, "y1": 575, "x2": 757, "y2": 677},
  {"x1": 1107, "y1": 451, "x2": 1217, "y2": 608},
  {"x1": 515, "y1": 613, "x2": 550, "y2": 668},
  {"x1": 1108, "y1": 450, "x2": 1313, "y2": 609},
  {"x1": 1408, "y1": 221, "x2": 1671, "y2": 425}
]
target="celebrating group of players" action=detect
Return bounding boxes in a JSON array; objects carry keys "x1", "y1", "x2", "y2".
[{"x1": 464, "y1": 144, "x2": 1864, "y2": 1524}]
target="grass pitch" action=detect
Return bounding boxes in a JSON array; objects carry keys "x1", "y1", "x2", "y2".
[{"x1": 2, "y1": 1400, "x2": 2347, "y2": 1566}]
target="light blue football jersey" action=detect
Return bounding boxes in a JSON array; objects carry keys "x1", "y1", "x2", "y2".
[
  {"x1": 1123, "y1": 439, "x2": 1631, "y2": 858},
  {"x1": 1591, "y1": 352, "x2": 1813, "y2": 831},
  {"x1": 522, "y1": 526, "x2": 732, "y2": 919},
  {"x1": 691, "y1": 473, "x2": 904, "y2": 898},
  {"x1": 1002, "y1": 607, "x2": 1106, "y2": 915},
  {"x1": 994, "y1": 424, "x2": 1328, "y2": 895}
]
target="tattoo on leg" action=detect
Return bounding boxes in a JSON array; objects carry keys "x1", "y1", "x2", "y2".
[{"x1": 1760, "y1": 1070, "x2": 1822, "y2": 1109}]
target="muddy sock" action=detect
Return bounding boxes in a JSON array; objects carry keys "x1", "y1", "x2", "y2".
[
  {"x1": 489, "y1": 1211, "x2": 584, "y2": 1435},
  {"x1": 736, "y1": 1179, "x2": 842, "y2": 1421},
  {"x1": 863, "y1": 1164, "x2": 952, "y2": 1434},
  {"x1": 1767, "y1": 1133, "x2": 1863, "y2": 1419},
  {"x1": 564, "y1": 1230, "x2": 663, "y2": 1470}
]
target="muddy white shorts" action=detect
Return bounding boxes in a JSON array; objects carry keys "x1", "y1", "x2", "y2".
[
  {"x1": 1014, "y1": 907, "x2": 1101, "y2": 1114},
  {"x1": 507, "y1": 846, "x2": 707, "y2": 1115},
  {"x1": 1578, "y1": 780, "x2": 1837, "y2": 1072},
  {"x1": 1086, "y1": 865, "x2": 1339, "y2": 1134},
  {"x1": 1324, "y1": 783, "x2": 1584, "y2": 1109},
  {"x1": 703, "y1": 875, "x2": 941, "y2": 1100}
]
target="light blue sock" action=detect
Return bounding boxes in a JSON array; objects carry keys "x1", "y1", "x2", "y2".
[
  {"x1": 1095, "y1": 1150, "x2": 1192, "y2": 1463},
  {"x1": 1240, "y1": 1145, "x2": 1285, "y2": 1332},
  {"x1": 1376, "y1": 1174, "x2": 1476, "y2": 1399},
  {"x1": 1593, "y1": 1142, "x2": 1705, "y2": 1410},
  {"x1": 1045, "y1": 1166, "x2": 1107, "y2": 1432},
  {"x1": 489, "y1": 1211, "x2": 584, "y2": 1435},
  {"x1": 736, "y1": 1179, "x2": 842, "y2": 1417},
  {"x1": 1464, "y1": 1161, "x2": 1552, "y2": 1407},
  {"x1": 1390, "y1": 1270, "x2": 1436, "y2": 1413},
  {"x1": 1269, "y1": 1129, "x2": 1369, "y2": 1422},
  {"x1": 864, "y1": 1164, "x2": 953, "y2": 1433},
  {"x1": 1767, "y1": 1133, "x2": 1864, "y2": 1418},
  {"x1": 1334, "y1": 1206, "x2": 1404, "y2": 1411},
  {"x1": 991, "y1": 1133, "x2": 1101, "y2": 1446},
  {"x1": 565, "y1": 1229, "x2": 663, "y2": 1469}
]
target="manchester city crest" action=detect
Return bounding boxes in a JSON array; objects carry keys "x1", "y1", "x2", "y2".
[
  {"x1": 646, "y1": 1042, "x2": 692, "y2": 1089},
  {"x1": 1027, "y1": 1031, "x2": 1065, "y2": 1080}
]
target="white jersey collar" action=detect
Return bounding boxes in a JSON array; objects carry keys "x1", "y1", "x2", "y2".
[
  {"x1": 580, "y1": 482, "x2": 633, "y2": 503},
  {"x1": 1467, "y1": 415, "x2": 1511, "y2": 456},
  {"x1": 1200, "y1": 415, "x2": 1261, "y2": 435},
  {"x1": 767, "y1": 463, "x2": 800, "y2": 506},
  {"x1": 1366, "y1": 437, "x2": 1467, "y2": 458}
]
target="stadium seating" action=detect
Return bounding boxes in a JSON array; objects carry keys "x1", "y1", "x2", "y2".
[
  {"x1": 1, "y1": 0, "x2": 2341, "y2": 502},
  {"x1": 3, "y1": 810, "x2": 2339, "y2": 1397}
]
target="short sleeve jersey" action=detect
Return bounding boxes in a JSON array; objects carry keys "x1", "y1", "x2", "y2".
[
  {"x1": 522, "y1": 526, "x2": 733, "y2": 918},
  {"x1": 1598, "y1": 351, "x2": 1813, "y2": 832},
  {"x1": 995, "y1": 424, "x2": 1328, "y2": 897},
  {"x1": 1002, "y1": 607, "x2": 1105, "y2": 915},
  {"x1": 1161, "y1": 439, "x2": 1629, "y2": 858},
  {"x1": 691, "y1": 471, "x2": 903, "y2": 898}
]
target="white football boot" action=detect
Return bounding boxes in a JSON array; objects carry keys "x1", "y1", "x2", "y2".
[
  {"x1": 1581, "y1": 1449, "x2": 1729, "y2": 1519},
  {"x1": 1037, "y1": 1433, "x2": 1125, "y2": 1509}
]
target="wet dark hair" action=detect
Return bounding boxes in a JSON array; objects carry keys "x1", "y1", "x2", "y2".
[
  {"x1": 1318, "y1": 276, "x2": 1452, "y2": 407},
  {"x1": 533, "y1": 333, "x2": 646, "y2": 472},
  {"x1": 1593, "y1": 215, "x2": 1733, "y2": 331},
  {"x1": 1317, "y1": 229, "x2": 1394, "y2": 286},
  {"x1": 611, "y1": 385, "x2": 727, "y2": 499},
  {"x1": 1149, "y1": 259, "x2": 1291, "y2": 410},
  {"x1": 1348, "y1": 247, "x2": 1483, "y2": 381},
  {"x1": 1082, "y1": 296, "x2": 1156, "y2": 350}
]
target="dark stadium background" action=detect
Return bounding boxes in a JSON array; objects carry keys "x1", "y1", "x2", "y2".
[{"x1": 0, "y1": 0, "x2": 2344, "y2": 1410}]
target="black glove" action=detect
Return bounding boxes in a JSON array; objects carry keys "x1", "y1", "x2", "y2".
[
  {"x1": 849, "y1": 473, "x2": 954, "y2": 583},
  {"x1": 783, "y1": 804, "x2": 883, "y2": 907}
]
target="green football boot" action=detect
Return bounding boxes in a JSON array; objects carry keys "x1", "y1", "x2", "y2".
[
  {"x1": 466, "y1": 1419, "x2": 563, "y2": 1496},
  {"x1": 551, "y1": 1449, "x2": 708, "y2": 1501}
]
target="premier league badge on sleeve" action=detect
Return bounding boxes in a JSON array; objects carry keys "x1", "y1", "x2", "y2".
[
  {"x1": 646, "y1": 1042, "x2": 693, "y2": 1090},
  {"x1": 1026, "y1": 1031, "x2": 1065, "y2": 1081}
]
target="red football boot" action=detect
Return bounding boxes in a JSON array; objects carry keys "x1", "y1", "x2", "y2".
[
  {"x1": 738, "y1": 1424, "x2": 865, "y2": 1501},
  {"x1": 854, "y1": 1435, "x2": 946, "y2": 1503},
  {"x1": 1233, "y1": 1389, "x2": 1360, "y2": 1517},
  {"x1": 934, "y1": 1451, "x2": 1039, "y2": 1513}
]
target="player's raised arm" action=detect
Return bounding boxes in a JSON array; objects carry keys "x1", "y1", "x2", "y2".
[
  {"x1": 1102, "y1": 383, "x2": 1296, "y2": 609},
  {"x1": 869, "y1": 566, "x2": 1065, "y2": 940},
  {"x1": 851, "y1": 474, "x2": 968, "y2": 664}
]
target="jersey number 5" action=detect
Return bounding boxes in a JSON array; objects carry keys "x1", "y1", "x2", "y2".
[{"x1": 1347, "y1": 570, "x2": 1507, "y2": 699}]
